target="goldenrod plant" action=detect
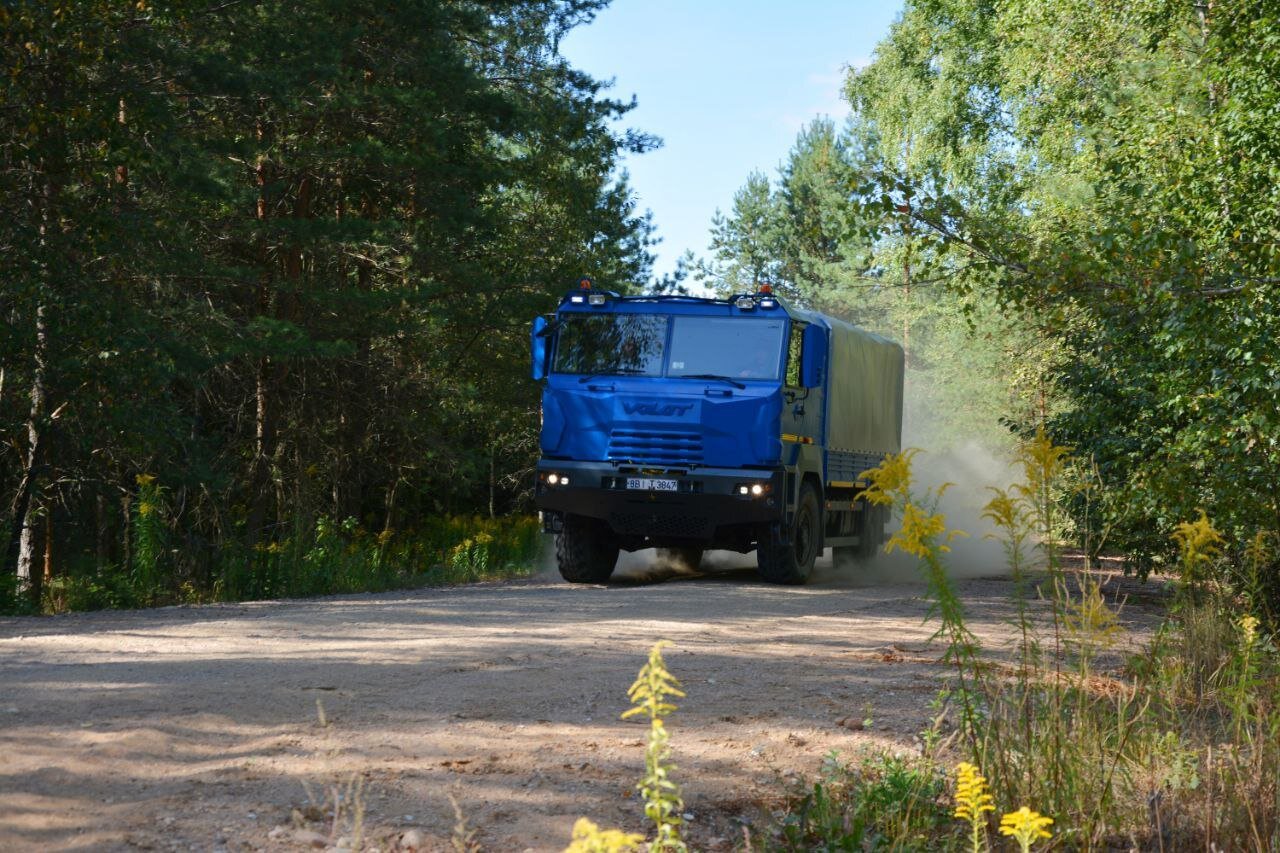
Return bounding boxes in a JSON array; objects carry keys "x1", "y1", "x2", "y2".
[
  {"x1": 563, "y1": 819, "x2": 644, "y2": 853},
  {"x1": 130, "y1": 473, "x2": 165, "y2": 604},
  {"x1": 862, "y1": 450, "x2": 981, "y2": 738},
  {"x1": 567, "y1": 642, "x2": 686, "y2": 852},
  {"x1": 1172, "y1": 509, "x2": 1224, "y2": 600},
  {"x1": 622, "y1": 641, "x2": 688, "y2": 852},
  {"x1": 952, "y1": 762, "x2": 995, "y2": 853},
  {"x1": 998, "y1": 807, "x2": 1053, "y2": 852}
]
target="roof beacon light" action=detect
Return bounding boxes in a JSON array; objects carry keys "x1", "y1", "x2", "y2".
[
  {"x1": 579, "y1": 277, "x2": 594, "y2": 290},
  {"x1": 735, "y1": 295, "x2": 757, "y2": 310},
  {"x1": 759, "y1": 283, "x2": 773, "y2": 294},
  {"x1": 587, "y1": 292, "x2": 608, "y2": 306}
]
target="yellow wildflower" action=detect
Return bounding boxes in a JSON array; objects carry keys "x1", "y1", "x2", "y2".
[
  {"x1": 953, "y1": 762, "x2": 994, "y2": 853},
  {"x1": 135, "y1": 473, "x2": 156, "y2": 487},
  {"x1": 1172, "y1": 510, "x2": 1223, "y2": 568},
  {"x1": 1017, "y1": 428, "x2": 1070, "y2": 500},
  {"x1": 860, "y1": 449, "x2": 918, "y2": 506},
  {"x1": 887, "y1": 502, "x2": 946, "y2": 559},
  {"x1": 1240, "y1": 614, "x2": 1260, "y2": 648},
  {"x1": 999, "y1": 806, "x2": 1054, "y2": 852},
  {"x1": 953, "y1": 762, "x2": 995, "y2": 821},
  {"x1": 1064, "y1": 577, "x2": 1123, "y2": 651},
  {"x1": 982, "y1": 488, "x2": 1020, "y2": 533},
  {"x1": 137, "y1": 501, "x2": 154, "y2": 517},
  {"x1": 563, "y1": 817, "x2": 644, "y2": 853}
]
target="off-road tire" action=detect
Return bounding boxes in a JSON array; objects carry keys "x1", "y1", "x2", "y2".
[
  {"x1": 556, "y1": 514, "x2": 620, "y2": 584},
  {"x1": 758, "y1": 482, "x2": 821, "y2": 585},
  {"x1": 835, "y1": 502, "x2": 886, "y2": 564},
  {"x1": 657, "y1": 547, "x2": 704, "y2": 571}
]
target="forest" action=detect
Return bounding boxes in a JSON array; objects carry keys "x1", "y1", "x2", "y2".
[
  {"x1": 2, "y1": 0, "x2": 656, "y2": 609},
  {"x1": 4, "y1": 0, "x2": 1279, "y2": 623},
  {"x1": 703, "y1": 0, "x2": 1280, "y2": 616}
]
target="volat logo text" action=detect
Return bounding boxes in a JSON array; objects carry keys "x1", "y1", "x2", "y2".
[{"x1": 621, "y1": 401, "x2": 694, "y2": 417}]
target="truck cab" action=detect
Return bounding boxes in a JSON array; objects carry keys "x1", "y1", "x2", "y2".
[{"x1": 531, "y1": 281, "x2": 903, "y2": 585}]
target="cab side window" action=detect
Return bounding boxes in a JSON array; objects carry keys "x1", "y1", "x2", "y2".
[{"x1": 785, "y1": 322, "x2": 805, "y2": 388}]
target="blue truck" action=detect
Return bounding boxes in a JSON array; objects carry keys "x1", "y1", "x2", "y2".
[{"x1": 530, "y1": 280, "x2": 904, "y2": 584}]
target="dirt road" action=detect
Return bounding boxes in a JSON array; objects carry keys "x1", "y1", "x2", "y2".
[{"x1": 0, "y1": 553, "x2": 1159, "y2": 852}]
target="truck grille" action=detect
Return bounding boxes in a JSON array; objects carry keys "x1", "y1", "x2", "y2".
[{"x1": 607, "y1": 429, "x2": 703, "y2": 466}]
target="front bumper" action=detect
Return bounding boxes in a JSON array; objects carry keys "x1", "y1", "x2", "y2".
[{"x1": 534, "y1": 460, "x2": 784, "y2": 545}]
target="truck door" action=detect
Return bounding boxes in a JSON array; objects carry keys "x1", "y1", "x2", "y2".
[{"x1": 782, "y1": 321, "x2": 825, "y2": 487}]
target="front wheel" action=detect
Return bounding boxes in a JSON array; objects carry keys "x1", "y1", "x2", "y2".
[
  {"x1": 757, "y1": 482, "x2": 821, "y2": 585},
  {"x1": 556, "y1": 514, "x2": 619, "y2": 584}
]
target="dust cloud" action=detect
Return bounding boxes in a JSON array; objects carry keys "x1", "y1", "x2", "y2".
[{"x1": 829, "y1": 439, "x2": 1018, "y2": 586}]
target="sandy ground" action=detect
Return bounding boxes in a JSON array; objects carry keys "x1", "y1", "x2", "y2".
[{"x1": 0, "y1": 551, "x2": 1165, "y2": 852}]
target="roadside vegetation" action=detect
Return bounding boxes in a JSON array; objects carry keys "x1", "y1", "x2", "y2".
[
  {"x1": 2, "y1": 509, "x2": 540, "y2": 615},
  {"x1": 757, "y1": 441, "x2": 1278, "y2": 850}
]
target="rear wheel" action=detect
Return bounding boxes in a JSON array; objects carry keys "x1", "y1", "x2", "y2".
[
  {"x1": 758, "y1": 482, "x2": 820, "y2": 585},
  {"x1": 657, "y1": 547, "x2": 704, "y2": 570},
  {"x1": 556, "y1": 514, "x2": 619, "y2": 583},
  {"x1": 835, "y1": 502, "x2": 886, "y2": 564}
]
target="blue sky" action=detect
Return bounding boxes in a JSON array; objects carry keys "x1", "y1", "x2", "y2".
[{"x1": 561, "y1": 0, "x2": 904, "y2": 281}]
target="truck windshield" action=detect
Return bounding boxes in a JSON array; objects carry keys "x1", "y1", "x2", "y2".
[
  {"x1": 552, "y1": 314, "x2": 667, "y2": 376},
  {"x1": 552, "y1": 313, "x2": 787, "y2": 381},
  {"x1": 668, "y1": 316, "x2": 786, "y2": 380}
]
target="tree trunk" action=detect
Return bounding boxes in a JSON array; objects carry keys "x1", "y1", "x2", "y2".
[
  {"x1": 96, "y1": 491, "x2": 111, "y2": 571},
  {"x1": 10, "y1": 300, "x2": 47, "y2": 593},
  {"x1": 245, "y1": 115, "x2": 275, "y2": 548},
  {"x1": 121, "y1": 491, "x2": 133, "y2": 574},
  {"x1": 41, "y1": 510, "x2": 53, "y2": 593}
]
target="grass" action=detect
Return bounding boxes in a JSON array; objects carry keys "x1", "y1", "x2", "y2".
[{"x1": 21, "y1": 513, "x2": 543, "y2": 615}]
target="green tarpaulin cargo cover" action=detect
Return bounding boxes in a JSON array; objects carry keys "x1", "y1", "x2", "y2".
[{"x1": 823, "y1": 317, "x2": 904, "y2": 457}]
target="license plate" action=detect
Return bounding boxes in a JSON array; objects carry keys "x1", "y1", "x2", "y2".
[{"x1": 627, "y1": 477, "x2": 678, "y2": 492}]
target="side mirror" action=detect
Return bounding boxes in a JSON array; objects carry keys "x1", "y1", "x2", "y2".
[
  {"x1": 531, "y1": 316, "x2": 549, "y2": 380},
  {"x1": 800, "y1": 324, "x2": 827, "y2": 388}
]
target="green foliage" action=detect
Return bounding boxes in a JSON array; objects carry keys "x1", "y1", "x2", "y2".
[
  {"x1": 835, "y1": 0, "x2": 1280, "y2": 610},
  {"x1": 772, "y1": 752, "x2": 953, "y2": 851},
  {"x1": 11, "y1": 515, "x2": 540, "y2": 615}
]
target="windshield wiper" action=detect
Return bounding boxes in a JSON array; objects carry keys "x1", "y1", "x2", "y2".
[
  {"x1": 578, "y1": 368, "x2": 647, "y2": 383},
  {"x1": 680, "y1": 373, "x2": 746, "y2": 389}
]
